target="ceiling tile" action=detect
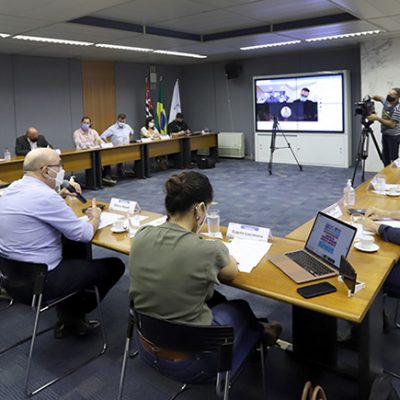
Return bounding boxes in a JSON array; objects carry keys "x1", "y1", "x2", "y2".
[
  {"x1": 0, "y1": 14, "x2": 51, "y2": 34},
  {"x1": 329, "y1": 0, "x2": 400, "y2": 19}
]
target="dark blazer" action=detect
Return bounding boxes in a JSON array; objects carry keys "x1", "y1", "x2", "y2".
[{"x1": 15, "y1": 135, "x2": 52, "y2": 156}]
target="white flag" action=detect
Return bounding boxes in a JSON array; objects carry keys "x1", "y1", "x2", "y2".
[{"x1": 168, "y1": 79, "x2": 181, "y2": 123}]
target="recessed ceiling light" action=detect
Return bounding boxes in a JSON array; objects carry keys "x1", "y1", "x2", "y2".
[
  {"x1": 0, "y1": 33, "x2": 10, "y2": 38},
  {"x1": 95, "y1": 43, "x2": 153, "y2": 52},
  {"x1": 305, "y1": 30, "x2": 383, "y2": 42},
  {"x1": 240, "y1": 40, "x2": 301, "y2": 51},
  {"x1": 13, "y1": 35, "x2": 93, "y2": 46},
  {"x1": 153, "y1": 50, "x2": 207, "y2": 59}
]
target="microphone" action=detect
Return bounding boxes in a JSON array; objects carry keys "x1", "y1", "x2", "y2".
[{"x1": 61, "y1": 180, "x2": 87, "y2": 203}]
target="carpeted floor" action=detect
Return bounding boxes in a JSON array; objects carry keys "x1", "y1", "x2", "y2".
[{"x1": 1, "y1": 159, "x2": 399, "y2": 400}]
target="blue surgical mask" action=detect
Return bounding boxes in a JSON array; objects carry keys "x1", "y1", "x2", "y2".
[
  {"x1": 300, "y1": 96, "x2": 308, "y2": 102},
  {"x1": 81, "y1": 123, "x2": 90, "y2": 130}
]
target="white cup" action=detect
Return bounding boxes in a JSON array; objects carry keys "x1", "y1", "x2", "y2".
[
  {"x1": 207, "y1": 209, "x2": 220, "y2": 236},
  {"x1": 359, "y1": 235, "x2": 374, "y2": 249},
  {"x1": 389, "y1": 185, "x2": 399, "y2": 194},
  {"x1": 376, "y1": 174, "x2": 386, "y2": 192},
  {"x1": 113, "y1": 218, "x2": 126, "y2": 230}
]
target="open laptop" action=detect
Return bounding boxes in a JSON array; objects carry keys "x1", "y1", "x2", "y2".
[{"x1": 268, "y1": 212, "x2": 357, "y2": 283}]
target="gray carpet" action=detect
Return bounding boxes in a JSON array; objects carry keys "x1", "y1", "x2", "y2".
[{"x1": 1, "y1": 159, "x2": 399, "y2": 400}]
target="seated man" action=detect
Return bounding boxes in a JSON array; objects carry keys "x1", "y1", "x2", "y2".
[
  {"x1": 15, "y1": 127, "x2": 52, "y2": 156},
  {"x1": 100, "y1": 113, "x2": 134, "y2": 185},
  {"x1": 73, "y1": 116, "x2": 103, "y2": 149},
  {"x1": 0, "y1": 148, "x2": 124, "y2": 337},
  {"x1": 167, "y1": 112, "x2": 191, "y2": 137}
]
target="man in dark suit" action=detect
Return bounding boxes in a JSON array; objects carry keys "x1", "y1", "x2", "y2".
[
  {"x1": 15, "y1": 127, "x2": 52, "y2": 156},
  {"x1": 291, "y1": 88, "x2": 318, "y2": 121}
]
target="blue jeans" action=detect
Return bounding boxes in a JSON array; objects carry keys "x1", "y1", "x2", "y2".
[{"x1": 135, "y1": 299, "x2": 263, "y2": 384}]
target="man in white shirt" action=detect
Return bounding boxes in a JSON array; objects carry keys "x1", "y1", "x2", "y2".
[{"x1": 100, "y1": 113, "x2": 135, "y2": 185}]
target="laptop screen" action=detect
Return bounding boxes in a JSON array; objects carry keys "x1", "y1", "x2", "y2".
[{"x1": 305, "y1": 212, "x2": 357, "y2": 269}]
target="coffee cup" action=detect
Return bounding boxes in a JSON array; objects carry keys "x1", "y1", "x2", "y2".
[
  {"x1": 359, "y1": 235, "x2": 374, "y2": 249},
  {"x1": 113, "y1": 218, "x2": 126, "y2": 230},
  {"x1": 389, "y1": 185, "x2": 399, "y2": 195}
]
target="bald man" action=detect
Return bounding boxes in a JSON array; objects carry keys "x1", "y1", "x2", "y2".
[
  {"x1": 0, "y1": 148, "x2": 124, "y2": 338},
  {"x1": 15, "y1": 127, "x2": 52, "y2": 156}
]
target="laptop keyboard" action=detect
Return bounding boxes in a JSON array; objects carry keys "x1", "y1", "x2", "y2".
[{"x1": 287, "y1": 250, "x2": 334, "y2": 277}]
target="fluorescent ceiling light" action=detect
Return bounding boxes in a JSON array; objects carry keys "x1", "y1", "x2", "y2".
[
  {"x1": 0, "y1": 33, "x2": 10, "y2": 38},
  {"x1": 154, "y1": 50, "x2": 207, "y2": 59},
  {"x1": 13, "y1": 35, "x2": 93, "y2": 46},
  {"x1": 240, "y1": 40, "x2": 301, "y2": 51},
  {"x1": 305, "y1": 30, "x2": 382, "y2": 42},
  {"x1": 95, "y1": 43, "x2": 153, "y2": 52}
]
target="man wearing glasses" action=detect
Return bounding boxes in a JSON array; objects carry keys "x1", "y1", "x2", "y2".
[{"x1": 0, "y1": 148, "x2": 124, "y2": 338}]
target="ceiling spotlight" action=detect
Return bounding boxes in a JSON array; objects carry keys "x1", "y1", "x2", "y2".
[
  {"x1": 240, "y1": 40, "x2": 301, "y2": 51},
  {"x1": 153, "y1": 50, "x2": 207, "y2": 59},
  {"x1": 13, "y1": 35, "x2": 93, "y2": 46},
  {"x1": 95, "y1": 43, "x2": 153, "y2": 52},
  {"x1": 305, "y1": 30, "x2": 383, "y2": 42}
]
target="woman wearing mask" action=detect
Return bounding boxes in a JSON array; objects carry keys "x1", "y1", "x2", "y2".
[
  {"x1": 140, "y1": 117, "x2": 162, "y2": 141},
  {"x1": 73, "y1": 116, "x2": 103, "y2": 149},
  {"x1": 129, "y1": 171, "x2": 281, "y2": 382}
]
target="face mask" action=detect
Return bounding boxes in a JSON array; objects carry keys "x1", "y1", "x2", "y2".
[
  {"x1": 149, "y1": 122, "x2": 155, "y2": 128},
  {"x1": 49, "y1": 167, "x2": 65, "y2": 187},
  {"x1": 387, "y1": 95, "x2": 397, "y2": 103},
  {"x1": 118, "y1": 122, "x2": 125, "y2": 128},
  {"x1": 30, "y1": 138, "x2": 38, "y2": 143},
  {"x1": 81, "y1": 123, "x2": 90, "y2": 130},
  {"x1": 300, "y1": 96, "x2": 308, "y2": 102}
]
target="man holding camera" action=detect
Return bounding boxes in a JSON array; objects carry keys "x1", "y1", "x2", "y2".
[{"x1": 367, "y1": 88, "x2": 400, "y2": 166}]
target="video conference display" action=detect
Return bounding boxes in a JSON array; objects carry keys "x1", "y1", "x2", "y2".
[{"x1": 254, "y1": 72, "x2": 344, "y2": 133}]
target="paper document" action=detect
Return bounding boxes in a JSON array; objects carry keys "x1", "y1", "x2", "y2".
[
  {"x1": 223, "y1": 238, "x2": 271, "y2": 273},
  {"x1": 80, "y1": 211, "x2": 124, "y2": 230}
]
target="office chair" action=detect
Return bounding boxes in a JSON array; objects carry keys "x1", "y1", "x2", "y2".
[
  {"x1": 0, "y1": 255, "x2": 107, "y2": 396},
  {"x1": 117, "y1": 306, "x2": 267, "y2": 400}
]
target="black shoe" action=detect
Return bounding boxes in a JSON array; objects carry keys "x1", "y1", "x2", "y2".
[{"x1": 54, "y1": 319, "x2": 100, "y2": 339}]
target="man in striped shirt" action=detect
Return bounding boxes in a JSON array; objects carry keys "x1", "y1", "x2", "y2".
[{"x1": 368, "y1": 88, "x2": 400, "y2": 166}]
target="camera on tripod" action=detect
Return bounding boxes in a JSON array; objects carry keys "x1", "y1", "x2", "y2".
[{"x1": 354, "y1": 96, "x2": 376, "y2": 119}]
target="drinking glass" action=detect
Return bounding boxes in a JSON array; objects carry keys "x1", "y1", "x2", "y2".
[{"x1": 207, "y1": 209, "x2": 220, "y2": 236}]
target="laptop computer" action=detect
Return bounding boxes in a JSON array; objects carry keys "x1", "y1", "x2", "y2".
[{"x1": 268, "y1": 212, "x2": 357, "y2": 283}]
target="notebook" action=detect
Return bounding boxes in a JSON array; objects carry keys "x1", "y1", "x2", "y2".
[{"x1": 268, "y1": 212, "x2": 357, "y2": 283}]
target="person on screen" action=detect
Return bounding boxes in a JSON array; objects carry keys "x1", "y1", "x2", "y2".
[
  {"x1": 367, "y1": 88, "x2": 400, "y2": 166},
  {"x1": 264, "y1": 88, "x2": 279, "y2": 103},
  {"x1": 15, "y1": 127, "x2": 52, "y2": 156},
  {"x1": 73, "y1": 116, "x2": 103, "y2": 149},
  {"x1": 167, "y1": 112, "x2": 191, "y2": 136},
  {"x1": 129, "y1": 171, "x2": 282, "y2": 382},
  {"x1": 292, "y1": 88, "x2": 318, "y2": 121}
]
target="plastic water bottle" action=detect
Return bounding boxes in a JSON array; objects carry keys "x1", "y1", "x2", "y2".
[
  {"x1": 4, "y1": 148, "x2": 11, "y2": 161},
  {"x1": 343, "y1": 179, "x2": 355, "y2": 208}
]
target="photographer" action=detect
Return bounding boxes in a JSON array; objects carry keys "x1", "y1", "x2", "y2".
[{"x1": 367, "y1": 88, "x2": 400, "y2": 166}]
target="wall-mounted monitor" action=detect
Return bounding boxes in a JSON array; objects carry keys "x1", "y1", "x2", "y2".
[{"x1": 254, "y1": 71, "x2": 346, "y2": 133}]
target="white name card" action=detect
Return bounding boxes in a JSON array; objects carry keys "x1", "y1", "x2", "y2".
[
  {"x1": 393, "y1": 158, "x2": 400, "y2": 168},
  {"x1": 101, "y1": 142, "x2": 114, "y2": 149},
  {"x1": 322, "y1": 202, "x2": 342, "y2": 218},
  {"x1": 226, "y1": 222, "x2": 270, "y2": 241},
  {"x1": 109, "y1": 198, "x2": 140, "y2": 214},
  {"x1": 160, "y1": 135, "x2": 171, "y2": 140},
  {"x1": 141, "y1": 138, "x2": 153, "y2": 143}
]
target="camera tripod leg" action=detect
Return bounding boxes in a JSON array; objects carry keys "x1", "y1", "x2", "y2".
[
  {"x1": 369, "y1": 129, "x2": 383, "y2": 162},
  {"x1": 281, "y1": 133, "x2": 303, "y2": 172}
]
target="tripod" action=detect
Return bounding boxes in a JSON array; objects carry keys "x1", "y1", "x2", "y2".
[
  {"x1": 351, "y1": 121, "x2": 383, "y2": 186},
  {"x1": 268, "y1": 116, "x2": 303, "y2": 175}
]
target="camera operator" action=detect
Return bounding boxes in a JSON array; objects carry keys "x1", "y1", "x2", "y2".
[{"x1": 367, "y1": 88, "x2": 400, "y2": 166}]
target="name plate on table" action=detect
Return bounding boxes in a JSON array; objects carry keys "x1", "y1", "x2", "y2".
[
  {"x1": 393, "y1": 158, "x2": 400, "y2": 168},
  {"x1": 109, "y1": 198, "x2": 140, "y2": 214},
  {"x1": 322, "y1": 202, "x2": 343, "y2": 218},
  {"x1": 226, "y1": 223, "x2": 270, "y2": 241},
  {"x1": 101, "y1": 142, "x2": 114, "y2": 149},
  {"x1": 141, "y1": 138, "x2": 153, "y2": 143},
  {"x1": 160, "y1": 135, "x2": 171, "y2": 140}
]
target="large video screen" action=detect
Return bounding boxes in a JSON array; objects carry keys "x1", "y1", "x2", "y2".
[{"x1": 254, "y1": 72, "x2": 344, "y2": 133}]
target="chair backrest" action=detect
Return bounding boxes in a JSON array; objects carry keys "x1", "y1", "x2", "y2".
[
  {"x1": 0, "y1": 255, "x2": 48, "y2": 304},
  {"x1": 134, "y1": 310, "x2": 234, "y2": 372}
]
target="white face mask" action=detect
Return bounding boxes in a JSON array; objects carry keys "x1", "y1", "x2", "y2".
[
  {"x1": 49, "y1": 167, "x2": 65, "y2": 187},
  {"x1": 118, "y1": 122, "x2": 125, "y2": 128},
  {"x1": 149, "y1": 122, "x2": 155, "y2": 128}
]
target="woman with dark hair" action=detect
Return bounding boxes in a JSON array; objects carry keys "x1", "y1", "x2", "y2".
[
  {"x1": 128, "y1": 171, "x2": 281, "y2": 382},
  {"x1": 140, "y1": 116, "x2": 162, "y2": 141}
]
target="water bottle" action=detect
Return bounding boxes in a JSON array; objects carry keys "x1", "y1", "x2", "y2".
[
  {"x1": 343, "y1": 179, "x2": 355, "y2": 208},
  {"x1": 4, "y1": 148, "x2": 11, "y2": 161}
]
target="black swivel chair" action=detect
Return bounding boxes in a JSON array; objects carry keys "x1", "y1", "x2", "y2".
[
  {"x1": 117, "y1": 306, "x2": 267, "y2": 400},
  {"x1": 0, "y1": 255, "x2": 107, "y2": 397}
]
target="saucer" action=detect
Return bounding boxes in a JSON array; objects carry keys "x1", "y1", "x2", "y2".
[
  {"x1": 111, "y1": 226, "x2": 128, "y2": 233},
  {"x1": 386, "y1": 192, "x2": 400, "y2": 197},
  {"x1": 354, "y1": 242, "x2": 379, "y2": 253}
]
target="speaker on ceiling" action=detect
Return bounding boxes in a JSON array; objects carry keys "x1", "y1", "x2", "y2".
[{"x1": 224, "y1": 63, "x2": 242, "y2": 80}]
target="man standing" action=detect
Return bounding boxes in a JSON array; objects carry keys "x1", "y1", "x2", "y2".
[
  {"x1": 0, "y1": 148, "x2": 124, "y2": 337},
  {"x1": 167, "y1": 113, "x2": 191, "y2": 136},
  {"x1": 73, "y1": 116, "x2": 103, "y2": 149},
  {"x1": 100, "y1": 113, "x2": 134, "y2": 184},
  {"x1": 15, "y1": 127, "x2": 52, "y2": 156},
  {"x1": 367, "y1": 88, "x2": 400, "y2": 166}
]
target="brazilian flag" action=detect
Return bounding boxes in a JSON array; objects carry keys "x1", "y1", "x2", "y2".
[{"x1": 156, "y1": 77, "x2": 168, "y2": 134}]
